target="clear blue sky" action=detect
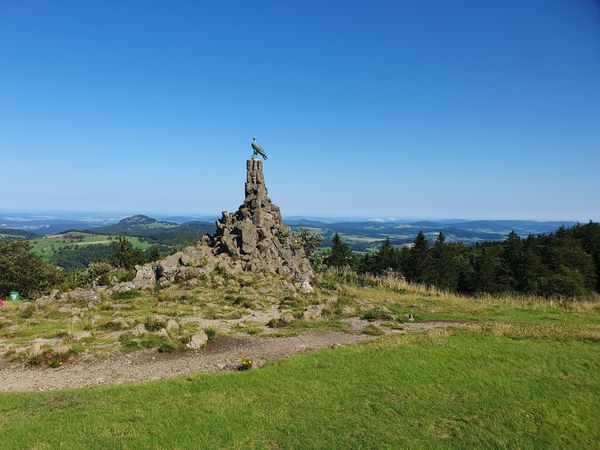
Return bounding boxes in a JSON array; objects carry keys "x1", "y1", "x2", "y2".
[{"x1": 1, "y1": 0, "x2": 599, "y2": 220}]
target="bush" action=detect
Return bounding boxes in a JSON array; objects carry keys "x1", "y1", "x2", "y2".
[
  {"x1": 204, "y1": 327, "x2": 218, "y2": 341},
  {"x1": 0, "y1": 240, "x2": 63, "y2": 298}
]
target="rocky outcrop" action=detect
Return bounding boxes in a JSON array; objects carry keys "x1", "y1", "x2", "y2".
[
  {"x1": 210, "y1": 160, "x2": 312, "y2": 280},
  {"x1": 129, "y1": 159, "x2": 313, "y2": 290}
]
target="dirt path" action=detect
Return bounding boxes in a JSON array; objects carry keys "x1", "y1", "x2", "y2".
[{"x1": 0, "y1": 321, "x2": 468, "y2": 392}]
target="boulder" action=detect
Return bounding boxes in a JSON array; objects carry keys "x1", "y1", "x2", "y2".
[
  {"x1": 62, "y1": 288, "x2": 101, "y2": 303},
  {"x1": 165, "y1": 319, "x2": 179, "y2": 333},
  {"x1": 303, "y1": 304, "x2": 324, "y2": 321},
  {"x1": 110, "y1": 282, "x2": 136, "y2": 295},
  {"x1": 133, "y1": 264, "x2": 156, "y2": 289},
  {"x1": 186, "y1": 330, "x2": 208, "y2": 349},
  {"x1": 131, "y1": 324, "x2": 147, "y2": 336}
]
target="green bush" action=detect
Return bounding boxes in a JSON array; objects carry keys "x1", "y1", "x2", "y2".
[{"x1": 0, "y1": 240, "x2": 63, "y2": 298}]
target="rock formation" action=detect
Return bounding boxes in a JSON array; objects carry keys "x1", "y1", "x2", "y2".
[
  {"x1": 131, "y1": 159, "x2": 313, "y2": 289},
  {"x1": 210, "y1": 159, "x2": 312, "y2": 279}
]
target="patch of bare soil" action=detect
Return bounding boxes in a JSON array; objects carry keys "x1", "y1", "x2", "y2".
[{"x1": 0, "y1": 321, "x2": 469, "y2": 392}]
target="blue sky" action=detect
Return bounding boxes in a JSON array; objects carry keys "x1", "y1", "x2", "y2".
[{"x1": 1, "y1": 0, "x2": 599, "y2": 220}]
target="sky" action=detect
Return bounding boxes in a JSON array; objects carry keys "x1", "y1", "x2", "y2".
[{"x1": 1, "y1": 0, "x2": 599, "y2": 221}]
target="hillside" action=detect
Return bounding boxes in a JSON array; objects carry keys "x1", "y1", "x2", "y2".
[{"x1": 0, "y1": 272, "x2": 598, "y2": 448}]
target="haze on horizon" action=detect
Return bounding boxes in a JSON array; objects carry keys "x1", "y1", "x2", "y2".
[{"x1": 1, "y1": 1, "x2": 599, "y2": 222}]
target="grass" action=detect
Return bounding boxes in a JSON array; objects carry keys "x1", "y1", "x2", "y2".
[
  {"x1": 30, "y1": 231, "x2": 151, "y2": 258},
  {"x1": 0, "y1": 329, "x2": 598, "y2": 449},
  {"x1": 1, "y1": 272, "x2": 599, "y2": 447}
]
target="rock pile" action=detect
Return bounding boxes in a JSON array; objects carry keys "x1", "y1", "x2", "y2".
[
  {"x1": 131, "y1": 159, "x2": 313, "y2": 289},
  {"x1": 211, "y1": 159, "x2": 312, "y2": 279}
]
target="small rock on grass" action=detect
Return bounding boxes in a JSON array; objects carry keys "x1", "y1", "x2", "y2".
[{"x1": 187, "y1": 330, "x2": 208, "y2": 350}]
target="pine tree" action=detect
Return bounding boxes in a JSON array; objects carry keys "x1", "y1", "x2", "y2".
[{"x1": 326, "y1": 233, "x2": 355, "y2": 268}]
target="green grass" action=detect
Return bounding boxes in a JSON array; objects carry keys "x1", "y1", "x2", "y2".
[
  {"x1": 30, "y1": 231, "x2": 151, "y2": 258},
  {"x1": 0, "y1": 330, "x2": 599, "y2": 449}
]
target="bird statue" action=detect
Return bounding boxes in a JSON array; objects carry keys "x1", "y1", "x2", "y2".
[{"x1": 251, "y1": 137, "x2": 268, "y2": 160}]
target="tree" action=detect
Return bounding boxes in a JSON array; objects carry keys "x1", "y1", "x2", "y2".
[
  {"x1": 110, "y1": 237, "x2": 145, "y2": 270},
  {"x1": 403, "y1": 231, "x2": 430, "y2": 283},
  {"x1": 326, "y1": 233, "x2": 355, "y2": 268},
  {"x1": 146, "y1": 245, "x2": 163, "y2": 263},
  {"x1": 295, "y1": 228, "x2": 324, "y2": 269},
  {"x1": 0, "y1": 240, "x2": 63, "y2": 298}
]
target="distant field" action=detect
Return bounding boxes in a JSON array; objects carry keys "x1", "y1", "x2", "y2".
[{"x1": 30, "y1": 231, "x2": 151, "y2": 258}]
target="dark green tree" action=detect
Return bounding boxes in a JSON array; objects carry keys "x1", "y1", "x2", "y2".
[
  {"x1": 110, "y1": 237, "x2": 145, "y2": 270},
  {"x1": 403, "y1": 231, "x2": 430, "y2": 283},
  {"x1": 0, "y1": 240, "x2": 63, "y2": 298},
  {"x1": 326, "y1": 233, "x2": 355, "y2": 268}
]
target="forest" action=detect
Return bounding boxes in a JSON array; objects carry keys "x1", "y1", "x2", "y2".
[{"x1": 326, "y1": 221, "x2": 600, "y2": 298}]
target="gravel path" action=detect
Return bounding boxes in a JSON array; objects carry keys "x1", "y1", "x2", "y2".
[
  {"x1": 0, "y1": 331, "x2": 373, "y2": 392},
  {"x1": 0, "y1": 321, "x2": 470, "y2": 392}
]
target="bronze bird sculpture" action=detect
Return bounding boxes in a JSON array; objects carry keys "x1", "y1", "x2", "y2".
[{"x1": 251, "y1": 137, "x2": 268, "y2": 160}]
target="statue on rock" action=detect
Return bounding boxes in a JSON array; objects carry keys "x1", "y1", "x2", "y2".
[
  {"x1": 133, "y1": 141, "x2": 313, "y2": 290},
  {"x1": 210, "y1": 144, "x2": 312, "y2": 281},
  {"x1": 251, "y1": 137, "x2": 268, "y2": 160}
]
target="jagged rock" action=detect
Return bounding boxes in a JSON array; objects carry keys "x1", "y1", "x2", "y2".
[
  {"x1": 299, "y1": 280, "x2": 314, "y2": 294},
  {"x1": 210, "y1": 160, "x2": 312, "y2": 281},
  {"x1": 112, "y1": 317, "x2": 130, "y2": 330},
  {"x1": 303, "y1": 304, "x2": 324, "y2": 320},
  {"x1": 165, "y1": 319, "x2": 179, "y2": 333},
  {"x1": 132, "y1": 324, "x2": 147, "y2": 336},
  {"x1": 62, "y1": 288, "x2": 101, "y2": 303},
  {"x1": 110, "y1": 282, "x2": 136, "y2": 295},
  {"x1": 280, "y1": 311, "x2": 295, "y2": 323},
  {"x1": 133, "y1": 265, "x2": 156, "y2": 289},
  {"x1": 156, "y1": 328, "x2": 169, "y2": 338},
  {"x1": 187, "y1": 330, "x2": 208, "y2": 349},
  {"x1": 175, "y1": 266, "x2": 206, "y2": 282}
]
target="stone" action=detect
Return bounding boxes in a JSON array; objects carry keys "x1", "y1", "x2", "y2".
[
  {"x1": 299, "y1": 280, "x2": 314, "y2": 294},
  {"x1": 187, "y1": 330, "x2": 208, "y2": 349},
  {"x1": 165, "y1": 319, "x2": 179, "y2": 333},
  {"x1": 112, "y1": 317, "x2": 130, "y2": 330},
  {"x1": 175, "y1": 266, "x2": 205, "y2": 282},
  {"x1": 280, "y1": 311, "x2": 295, "y2": 323},
  {"x1": 156, "y1": 328, "x2": 169, "y2": 338},
  {"x1": 303, "y1": 304, "x2": 324, "y2": 320},
  {"x1": 132, "y1": 324, "x2": 147, "y2": 336},
  {"x1": 110, "y1": 282, "x2": 136, "y2": 295},
  {"x1": 62, "y1": 288, "x2": 101, "y2": 303},
  {"x1": 132, "y1": 264, "x2": 157, "y2": 288},
  {"x1": 210, "y1": 160, "x2": 313, "y2": 281}
]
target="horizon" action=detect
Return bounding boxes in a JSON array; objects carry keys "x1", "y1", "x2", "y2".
[
  {"x1": 1, "y1": 1, "x2": 599, "y2": 219},
  {"x1": 0, "y1": 208, "x2": 593, "y2": 225}
]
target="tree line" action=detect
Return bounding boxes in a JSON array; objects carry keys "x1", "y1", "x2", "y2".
[{"x1": 324, "y1": 222, "x2": 600, "y2": 298}]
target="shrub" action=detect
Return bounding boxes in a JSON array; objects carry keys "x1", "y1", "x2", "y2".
[
  {"x1": 0, "y1": 240, "x2": 63, "y2": 298},
  {"x1": 144, "y1": 315, "x2": 165, "y2": 332},
  {"x1": 204, "y1": 327, "x2": 218, "y2": 341},
  {"x1": 239, "y1": 357, "x2": 253, "y2": 371}
]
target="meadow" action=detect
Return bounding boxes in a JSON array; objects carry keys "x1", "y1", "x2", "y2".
[
  {"x1": 30, "y1": 231, "x2": 151, "y2": 259},
  {"x1": 1, "y1": 273, "x2": 599, "y2": 449}
]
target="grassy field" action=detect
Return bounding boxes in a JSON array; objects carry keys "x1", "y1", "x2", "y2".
[
  {"x1": 1, "y1": 274, "x2": 599, "y2": 448},
  {"x1": 30, "y1": 231, "x2": 151, "y2": 259},
  {"x1": 0, "y1": 329, "x2": 598, "y2": 449}
]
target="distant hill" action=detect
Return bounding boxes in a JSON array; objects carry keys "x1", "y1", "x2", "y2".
[
  {"x1": 94, "y1": 215, "x2": 179, "y2": 234},
  {"x1": 91, "y1": 215, "x2": 215, "y2": 247},
  {"x1": 0, "y1": 227, "x2": 36, "y2": 241}
]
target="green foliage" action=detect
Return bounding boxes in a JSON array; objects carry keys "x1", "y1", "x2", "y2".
[
  {"x1": 204, "y1": 327, "x2": 218, "y2": 341},
  {"x1": 295, "y1": 228, "x2": 325, "y2": 269},
  {"x1": 355, "y1": 222, "x2": 600, "y2": 299},
  {"x1": 0, "y1": 240, "x2": 63, "y2": 298},
  {"x1": 361, "y1": 324, "x2": 385, "y2": 336},
  {"x1": 325, "y1": 233, "x2": 356, "y2": 269},
  {"x1": 110, "y1": 236, "x2": 145, "y2": 270}
]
